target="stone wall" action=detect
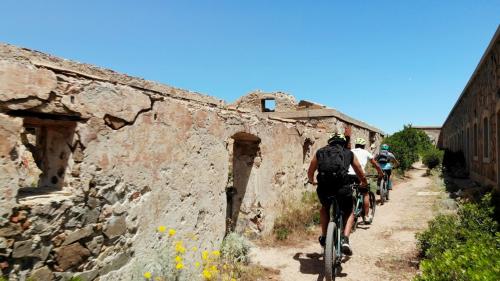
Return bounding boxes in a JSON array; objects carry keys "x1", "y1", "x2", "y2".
[
  {"x1": 440, "y1": 27, "x2": 500, "y2": 188},
  {"x1": 0, "y1": 44, "x2": 333, "y2": 280},
  {"x1": 413, "y1": 126, "x2": 441, "y2": 145}
]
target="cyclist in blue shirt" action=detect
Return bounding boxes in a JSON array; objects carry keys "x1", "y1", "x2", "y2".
[{"x1": 375, "y1": 144, "x2": 399, "y2": 190}]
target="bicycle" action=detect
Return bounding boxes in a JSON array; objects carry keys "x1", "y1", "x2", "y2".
[
  {"x1": 324, "y1": 195, "x2": 345, "y2": 281},
  {"x1": 378, "y1": 171, "x2": 390, "y2": 205},
  {"x1": 351, "y1": 180, "x2": 376, "y2": 230}
]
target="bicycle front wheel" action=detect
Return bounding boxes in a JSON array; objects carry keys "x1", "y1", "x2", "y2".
[{"x1": 324, "y1": 222, "x2": 337, "y2": 281}]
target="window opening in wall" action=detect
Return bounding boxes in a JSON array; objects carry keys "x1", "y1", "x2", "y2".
[
  {"x1": 473, "y1": 123, "x2": 478, "y2": 159},
  {"x1": 369, "y1": 132, "x2": 376, "y2": 146},
  {"x1": 483, "y1": 117, "x2": 490, "y2": 160},
  {"x1": 17, "y1": 117, "x2": 77, "y2": 200},
  {"x1": 497, "y1": 111, "x2": 500, "y2": 185},
  {"x1": 261, "y1": 99, "x2": 276, "y2": 112},
  {"x1": 303, "y1": 138, "x2": 313, "y2": 163}
]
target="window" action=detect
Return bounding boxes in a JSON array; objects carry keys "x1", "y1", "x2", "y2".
[
  {"x1": 473, "y1": 123, "x2": 478, "y2": 159},
  {"x1": 483, "y1": 117, "x2": 490, "y2": 160},
  {"x1": 18, "y1": 117, "x2": 76, "y2": 194},
  {"x1": 261, "y1": 99, "x2": 276, "y2": 112}
]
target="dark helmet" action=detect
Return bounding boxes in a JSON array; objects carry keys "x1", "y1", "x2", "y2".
[{"x1": 327, "y1": 133, "x2": 347, "y2": 145}]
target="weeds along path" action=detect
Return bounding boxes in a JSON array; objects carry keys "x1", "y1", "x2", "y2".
[{"x1": 251, "y1": 164, "x2": 446, "y2": 281}]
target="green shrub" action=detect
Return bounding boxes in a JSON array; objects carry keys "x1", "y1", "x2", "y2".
[
  {"x1": 422, "y1": 147, "x2": 444, "y2": 170},
  {"x1": 415, "y1": 194, "x2": 500, "y2": 281}
]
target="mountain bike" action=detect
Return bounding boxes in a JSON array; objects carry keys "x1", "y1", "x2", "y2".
[
  {"x1": 324, "y1": 196, "x2": 344, "y2": 281},
  {"x1": 351, "y1": 181, "x2": 376, "y2": 230}
]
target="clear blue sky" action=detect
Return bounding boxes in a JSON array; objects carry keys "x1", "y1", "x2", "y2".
[{"x1": 1, "y1": 1, "x2": 499, "y2": 133}]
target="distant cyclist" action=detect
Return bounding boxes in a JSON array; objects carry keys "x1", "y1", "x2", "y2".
[
  {"x1": 307, "y1": 133, "x2": 368, "y2": 256},
  {"x1": 347, "y1": 138, "x2": 384, "y2": 223},
  {"x1": 375, "y1": 144, "x2": 399, "y2": 191}
]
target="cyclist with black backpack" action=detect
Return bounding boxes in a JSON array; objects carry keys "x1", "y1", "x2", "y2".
[
  {"x1": 307, "y1": 133, "x2": 368, "y2": 256},
  {"x1": 375, "y1": 144, "x2": 399, "y2": 191}
]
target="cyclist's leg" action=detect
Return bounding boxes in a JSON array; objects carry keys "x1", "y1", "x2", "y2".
[
  {"x1": 316, "y1": 186, "x2": 331, "y2": 246},
  {"x1": 361, "y1": 187, "x2": 370, "y2": 220},
  {"x1": 338, "y1": 193, "x2": 354, "y2": 255}
]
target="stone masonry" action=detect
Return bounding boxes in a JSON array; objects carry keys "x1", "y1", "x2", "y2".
[
  {"x1": 0, "y1": 44, "x2": 384, "y2": 280},
  {"x1": 440, "y1": 26, "x2": 500, "y2": 188}
]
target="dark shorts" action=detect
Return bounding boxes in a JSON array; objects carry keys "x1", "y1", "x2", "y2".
[
  {"x1": 384, "y1": 169, "x2": 392, "y2": 178},
  {"x1": 316, "y1": 185, "x2": 353, "y2": 215}
]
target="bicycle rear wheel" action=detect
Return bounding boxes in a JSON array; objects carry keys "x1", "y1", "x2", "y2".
[
  {"x1": 324, "y1": 222, "x2": 337, "y2": 281},
  {"x1": 379, "y1": 179, "x2": 386, "y2": 205}
]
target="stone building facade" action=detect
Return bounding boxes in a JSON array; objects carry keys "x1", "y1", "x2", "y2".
[
  {"x1": 440, "y1": 26, "x2": 500, "y2": 188},
  {"x1": 0, "y1": 44, "x2": 384, "y2": 280}
]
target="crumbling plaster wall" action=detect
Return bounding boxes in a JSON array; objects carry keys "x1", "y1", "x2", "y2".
[{"x1": 0, "y1": 44, "x2": 328, "y2": 280}]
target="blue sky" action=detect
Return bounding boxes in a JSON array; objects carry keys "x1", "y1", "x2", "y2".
[{"x1": 1, "y1": 1, "x2": 499, "y2": 133}]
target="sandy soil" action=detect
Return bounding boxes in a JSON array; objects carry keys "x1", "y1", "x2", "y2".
[{"x1": 251, "y1": 165, "x2": 444, "y2": 281}]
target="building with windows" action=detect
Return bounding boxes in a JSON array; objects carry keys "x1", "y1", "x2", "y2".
[{"x1": 440, "y1": 26, "x2": 500, "y2": 187}]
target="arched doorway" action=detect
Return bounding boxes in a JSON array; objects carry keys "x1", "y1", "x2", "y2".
[{"x1": 226, "y1": 132, "x2": 261, "y2": 234}]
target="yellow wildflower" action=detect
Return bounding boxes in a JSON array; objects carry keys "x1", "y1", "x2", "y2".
[
  {"x1": 174, "y1": 241, "x2": 186, "y2": 253},
  {"x1": 157, "y1": 226, "x2": 166, "y2": 233},
  {"x1": 168, "y1": 229, "x2": 176, "y2": 237},
  {"x1": 175, "y1": 256, "x2": 182, "y2": 263},
  {"x1": 210, "y1": 265, "x2": 219, "y2": 273},
  {"x1": 202, "y1": 250, "x2": 209, "y2": 260},
  {"x1": 231, "y1": 278, "x2": 237, "y2": 281},
  {"x1": 154, "y1": 277, "x2": 162, "y2": 281},
  {"x1": 143, "y1": 271, "x2": 152, "y2": 279},
  {"x1": 222, "y1": 263, "x2": 228, "y2": 270},
  {"x1": 195, "y1": 261, "x2": 201, "y2": 268},
  {"x1": 211, "y1": 250, "x2": 221, "y2": 257},
  {"x1": 191, "y1": 246, "x2": 198, "y2": 252},
  {"x1": 176, "y1": 263, "x2": 184, "y2": 270},
  {"x1": 202, "y1": 269, "x2": 212, "y2": 280}
]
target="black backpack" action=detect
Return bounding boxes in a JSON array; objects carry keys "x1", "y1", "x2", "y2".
[
  {"x1": 316, "y1": 144, "x2": 352, "y2": 186},
  {"x1": 376, "y1": 150, "x2": 390, "y2": 164}
]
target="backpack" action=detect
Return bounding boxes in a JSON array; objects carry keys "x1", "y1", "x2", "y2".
[
  {"x1": 376, "y1": 150, "x2": 390, "y2": 164},
  {"x1": 316, "y1": 144, "x2": 352, "y2": 186}
]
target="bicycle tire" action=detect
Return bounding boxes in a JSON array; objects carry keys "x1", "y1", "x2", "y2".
[
  {"x1": 379, "y1": 179, "x2": 386, "y2": 205},
  {"x1": 324, "y1": 222, "x2": 337, "y2": 281},
  {"x1": 386, "y1": 187, "x2": 390, "y2": 201},
  {"x1": 369, "y1": 191, "x2": 376, "y2": 222}
]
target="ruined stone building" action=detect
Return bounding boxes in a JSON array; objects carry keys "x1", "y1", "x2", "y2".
[
  {"x1": 440, "y1": 26, "x2": 500, "y2": 187},
  {"x1": 0, "y1": 44, "x2": 384, "y2": 280}
]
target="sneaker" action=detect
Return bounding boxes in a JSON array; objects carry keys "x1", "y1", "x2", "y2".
[
  {"x1": 341, "y1": 237, "x2": 353, "y2": 256},
  {"x1": 319, "y1": 235, "x2": 326, "y2": 247},
  {"x1": 364, "y1": 214, "x2": 373, "y2": 225}
]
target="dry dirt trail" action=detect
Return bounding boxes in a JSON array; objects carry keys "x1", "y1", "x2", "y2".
[{"x1": 251, "y1": 165, "x2": 445, "y2": 281}]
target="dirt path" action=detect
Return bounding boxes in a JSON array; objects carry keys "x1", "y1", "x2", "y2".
[{"x1": 251, "y1": 165, "x2": 445, "y2": 281}]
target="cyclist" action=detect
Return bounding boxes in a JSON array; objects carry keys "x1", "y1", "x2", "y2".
[
  {"x1": 375, "y1": 144, "x2": 399, "y2": 191},
  {"x1": 307, "y1": 133, "x2": 368, "y2": 256},
  {"x1": 347, "y1": 138, "x2": 384, "y2": 224}
]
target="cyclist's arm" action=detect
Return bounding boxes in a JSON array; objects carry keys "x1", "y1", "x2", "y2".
[
  {"x1": 352, "y1": 156, "x2": 368, "y2": 186},
  {"x1": 370, "y1": 158, "x2": 384, "y2": 177},
  {"x1": 307, "y1": 154, "x2": 318, "y2": 185}
]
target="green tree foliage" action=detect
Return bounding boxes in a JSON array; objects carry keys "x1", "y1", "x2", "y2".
[
  {"x1": 415, "y1": 194, "x2": 500, "y2": 281},
  {"x1": 383, "y1": 125, "x2": 434, "y2": 171}
]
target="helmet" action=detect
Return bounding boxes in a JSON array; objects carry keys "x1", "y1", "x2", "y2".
[
  {"x1": 381, "y1": 144, "x2": 390, "y2": 151},
  {"x1": 354, "y1": 138, "x2": 367, "y2": 145},
  {"x1": 327, "y1": 133, "x2": 346, "y2": 145}
]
